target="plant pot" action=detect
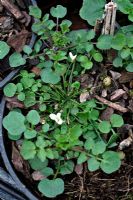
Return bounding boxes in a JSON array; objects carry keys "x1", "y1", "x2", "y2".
[
  {"x1": 0, "y1": 97, "x2": 38, "y2": 200},
  {"x1": 0, "y1": 0, "x2": 37, "y2": 89}
]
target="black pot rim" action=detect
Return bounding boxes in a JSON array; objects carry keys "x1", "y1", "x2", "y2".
[
  {"x1": 0, "y1": 0, "x2": 37, "y2": 89},
  {"x1": 0, "y1": 1, "x2": 38, "y2": 199},
  {"x1": 0, "y1": 98, "x2": 39, "y2": 199}
]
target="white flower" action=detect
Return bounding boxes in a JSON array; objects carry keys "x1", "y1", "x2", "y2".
[
  {"x1": 49, "y1": 112, "x2": 64, "y2": 125},
  {"x1": 69, "y1": 52, "x2": 77, "y2": 62}
]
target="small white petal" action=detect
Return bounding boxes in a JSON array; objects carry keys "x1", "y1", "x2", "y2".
[
  {"x1": 49, "y1": 114, "x2": 56, "y2": 120},
  {"x1": 49, "y1": 113, "x2": 64, "y2": 125},
  {"x1": 57, "y1": 113, "x2": 61, "y2": 118},
  {"x1": 56, "y1": 119, "x2": 63, "y2": 125},
  {"x1": 69, "y1": 52, "x2": 77, "y2": 61}
]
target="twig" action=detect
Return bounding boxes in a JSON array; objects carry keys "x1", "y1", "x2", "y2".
[
  {"x1": 1, "y1": 0, "x2": 24, "y2": 21},
  {"x1": 102, "y1": 1, "x2": 117, "y2": 35},
  {"x1": 110, "y1": 3, "x2": 117, "y2": 35},
  {"x1": 94, "y1": 95, "x2": 128, "y2": 113}
]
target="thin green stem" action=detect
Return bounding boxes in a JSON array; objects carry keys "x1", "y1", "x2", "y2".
[
  {"x1": 53, "y1": 161, "x2": 60, "y2": 179},
  {"x1": 68, "y1": 62, "x2": 76, "y2": 92}
]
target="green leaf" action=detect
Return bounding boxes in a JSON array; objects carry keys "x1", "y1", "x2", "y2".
[
  {"x1": 60, "y1": 161, "x2": 74, "y2": 175},
  {"x1": 80, "y1": 0, "x2": 105, "y2": 26},
  {"x1": 26, "y1": 110, "x2": 40, "y2": 125},
  {"x1": 110, "y1": 114, "x2": 124, "y2": 127},
  {"x1": 38, "y1": 178, "x2": 64, "y2": 198},
  {"x1": 100, "y1": 151, "x2": 121, "y2": 174},
  {"x1": 41, "y1": 68, "x2": 60, "y2": 84},
  {"x1": 16, "y1": 83, "x2": 23, "y2": 92},
  {"x1": 9, "y1": 52, "x2": 26, "y2": 68},
  {"x1": 42, "y1": 123, "x2": 50, "y2": 133},
  {"x1": 111, "y1": 33, "x2": 126, "y2": 50},
  {"x1": 96, "y1": 35, "x2": 113, "y2": 50},
  {"x1": 77, "y1": 112, "x2": 88, "y2": 124},
  {"x1": 98, "y1": 121, "x2": 111, "y2": 134},
  {"x1": 128, "y1": 12, "x2": 133, "y2": 22},
  {"x1": 113, "y1": 57, "x2": 123, "y2": 67},
  {"x1": 86, "y1": 29, "x2": 96, "y2": 40},
  {"x1": 0, "y1": 41, "x2": 10, "y2": 59},
  {"x1": 69, "y1": 125, "x2": 82, "y2": 140},
  {"x1": 54, "y1": 63, "x2": 67, "y2": 76},
  {"x1": 37, "y1": 149, "x2": 47, "y2": 162},
  {"x1": 84, "y1": 138, "x2": 95, "y2": 150},
  {"x1": 8, "y1": 133, "x2": 22, "y2": 141},
  {"x1": 120, "y1": 48, "x2": 130, "y2": 59},
  {"x1": 89, "y1": 109, "x2": 99, "y2": 121},
  {"x1": 23, "y1": 45, "x2": 32, "y2": 55},
  {"x1": 41, "y1": 167, "x2": 54, "y2": 177},
  {"x1": 36, "y1": 136, "x2": 47, "y2": 148},
  {"x1": 3, "y1": 111, "x2": 26, "y2": 136},
  {"x1": 29, "y1": 6, "x2": 42, "y2": 19},
  {"x1": 92, "y1": 140, "x2": 106, "y2": 155},
  {"x1": 126, "y1": 63, "x2": 133, "y2": 72},
  {"x1": 81, "y1": 60, "x2": 93, "y2": 69},
  {"x1": 50, "y1": 5, "x2": 67, "y2": 18},
  {"x1": 46, "y1": 148, "x2": 54, "y2": 159},
  {"x1": 29, "y1": 156, "x2": 48, "y2": 170},
  {"x1": 24, "y1": 130, "x2": 37, "y2": 139},
  {"x1": 24, "y1": 91, "x2": 36, "y2": 107},
  {"x1": 4, "y1": 83, "x2": 17, "y2": 97},
  {"x1": 83, "y1": 130, "x2": 97, "y2": 140},
  {"x1": 127, "y1": 35, "x2": 133, "y2": 47},
  {"x1": 17, "y1": 92, "x2": 25, "y2": 101},
  {"x1": 115, "y1": 0, "x2": 133, "y2": 14},
  {"x1": 39, "y1": 104, "x2": 46, "y2": 112},
  {"x1": 34, "y1": 40, "x2": 42, "y2": 53},
  {"x1": 77, "y1": 152, "x2": 88, "y2": 164},
  {"x1": 20, "y1": 140, "x2": 36, "y2": 160},
  {"x1": 93, "y1": 52, "x2": 103, "y2": 62},
  {"x1": 60, "y1": 20, "x2": 72, "y2": 27},
  {"x1": 87, "y1": 157, "x2": 100, "y2": 171}
]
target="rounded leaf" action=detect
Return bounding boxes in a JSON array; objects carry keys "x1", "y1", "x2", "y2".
[
  {"x1": 110, "y1": 114, "x2": 124, "y2": 128},
  {"x1": 113, "y1": 57, "x2": 123, "y2": 68},
  {"x1": 3, "y1": 111, "x2": 26, "y2": 136},
  {"x1": 0, "y1": 41, "x2": 10, "y2": 59},
  {"x1": 26, "y1": 110, "x2": 40, "y2": 125},
  {"x1": 29, "y1": 156, "x2": 48, "y2": 170},
  {"x1": 98, "y1": 121, "x2": 111, "y2": 134},
  {"x1": 4, "y1": 83, "x2": 17, "y2": 97},
  {"x1": 87, "y1": 157, "x2": 100, "y2": 171},
  {"x1": 60, "y1": 161, "x2": 74, "y2": 175},
  {"x1": 50, "y1": 5, "x2": 67, "y2": 18},
  {"x1": 24, "y1": 130, "x2": 37, "y2": 139},
  {"x1": 29, "y1": 6, "x2": 42, "y2": 19},
  {"x1": 42, "y1": 123, "x2": 50, "y2": 133},
  {"x1": 79, "y1": 0, "x2": 105, "y2": 26},
  {"x1": 20, "y1": 140, "x2": 36, "y2": 160},
  {"x1": 126, "y1": 63, "x2": 133, "y2": 72},
  {"x1": 93, "y1": 52, "x2": 103, "y2": 62},
  {"x1": 92, "y1": 140, "x2": 106, "y2": 155},
  {"x1": 41, "y1": 68, "x2": 60, "y2": 84},
  {"x1": 100, "y1": 151, "x2": 121, "y2": 174},
  {"x1": 111, "y1": 33, "x2": 126, "y2": 50},
  {"x1": 9, "y1": 52, "x2": 26, "y2": 68},
  {"x1": 38, "y1": 178, "x2": 64, "y2": 198},
  {"x1": 96, "y1": 35, "x2": 112, "y2": 50}
]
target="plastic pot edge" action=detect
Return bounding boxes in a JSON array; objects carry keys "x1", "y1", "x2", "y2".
[{"x1": 0, "y1": 97, "x2": 38, "y2": 200}]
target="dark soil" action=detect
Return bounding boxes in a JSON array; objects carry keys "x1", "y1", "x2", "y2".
[{"x1": 0, "y1": 0, "x2": 32, "y2": 80}]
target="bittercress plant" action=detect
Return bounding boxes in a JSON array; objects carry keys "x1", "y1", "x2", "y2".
[{"x1": 2, "y1": 3, "x2": 128, "y2": 198}]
